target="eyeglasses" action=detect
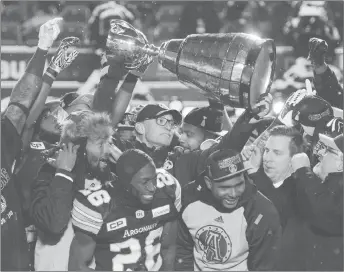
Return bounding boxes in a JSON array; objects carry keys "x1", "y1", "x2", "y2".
[
  {"x1": 314, "y1": 142, "x2": 340, "y2": 160},
  {"x1": 155, "y1": 117, "x2": 178, "y2": 129}
]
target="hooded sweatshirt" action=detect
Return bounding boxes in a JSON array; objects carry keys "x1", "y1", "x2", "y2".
[{"x1": 175, "y1": 178, "x2": 282, "y2": 271}]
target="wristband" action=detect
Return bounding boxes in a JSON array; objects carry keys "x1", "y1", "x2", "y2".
[{"x1": 7, "y1": 102, "x2": 30, "y2": 117}]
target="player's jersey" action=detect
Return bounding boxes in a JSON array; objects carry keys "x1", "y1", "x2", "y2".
[{"x1": 71, "y1": 168, "x2": 181, "y2": 271}]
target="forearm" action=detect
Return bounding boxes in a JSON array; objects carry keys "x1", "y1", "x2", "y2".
[
  {"x1": 6, "y1": 48, "x2": 48, "y2": 134},
  {"x1": 92, "y1": 64, "x2": 128, "y2": 113},
  {"x1": 314, "y1": 64, "x2": 343, "y2": 108},
  {"x1": 25, "y1": 71, "x2": 57, "y2": 128},
  {"x1": 111, "y1": 73, "x2": 139, "y2": 127}
]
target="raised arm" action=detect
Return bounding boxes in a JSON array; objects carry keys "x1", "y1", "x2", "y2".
[
  {"x1": 21, "y1": 37, "x2": 80, "y2": 150},
  {"x1": 5, "y1": 18, "x2": 62, "y2": 135}
]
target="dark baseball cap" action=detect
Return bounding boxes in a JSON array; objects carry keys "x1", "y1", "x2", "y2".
[
  {"x1": 184, "y1": 106, "x2": 223, "y2": 135},
  {"x1": 60, "y1": 92, "x2": 93, "y2": 110},
  {"x1": 136, "y1": 104, "x2": 182, "y2": 125},
  {"x1": 205, "y1": 149, "x2": 251, "y2": 182},
  {"x1": 293, "y1": 95, "x2": 333, "y2": 127},
  {"x1": 117, "y1": 113, "x2": 136, "y2": 130}
]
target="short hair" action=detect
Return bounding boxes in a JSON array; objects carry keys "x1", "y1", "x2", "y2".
[{"x1": 268, "y1": 125, "x2": 306, "y2": 156}]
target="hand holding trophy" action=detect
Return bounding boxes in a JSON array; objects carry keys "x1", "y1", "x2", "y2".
[{"x1": 106, "y1": 19, "x2": 277, "y2": 111}]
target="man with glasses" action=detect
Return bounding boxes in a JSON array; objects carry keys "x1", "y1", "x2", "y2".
[
  {"x1": 291, "y1": 123, "x2": 343, "y2": 271},
  {"x1": 112, "y1": 103, "x2": 183, "y2": 168}
]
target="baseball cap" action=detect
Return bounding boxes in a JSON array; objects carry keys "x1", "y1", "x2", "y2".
[
  {"x1": 294, "y1": 95, "x2": 333, "y2": 127},
  {"x1": 184, "y1": 106, "x2": 223, "y2": 135},
  {"x1": 116, "y1": 149, "x2": 155, "y2": 183},
  {"x1": 117, "y1": 113, "x2": 135, "y2": 130},
  {"x1": 136, "y1": 104, "x2": 182, "y2": 125},
  {"x1": 60, "y1": 92, "x2": 93, "y2": 110},
  {"x1": 318, "y1": 133, "x2": 343, "y2": 153},
  {"x1": 205, "y1": 149, "x2": 251, "y2": 182}
]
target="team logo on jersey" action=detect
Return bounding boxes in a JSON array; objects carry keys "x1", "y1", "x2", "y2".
[
  {"x1": 30, "y1": 142, "x2": 46, "y2": 150},
  {"x1": 107, "y1": 218, "x2": 127, "y2": 232},
  {"x1": 195, "y1": 225, "x2": 232, "y2": 264},
  {"x1": 84, "y1": 178, "x2": 102, "y2": 191},
  {"x1": 123, "y1": 222, "x2": 158, "y2": 238},
  {"x1": 1, "y1": 195, "x2": 7, "y2": 214},
  {"x1": 163, "y1": 159, "x2": 173, "y2": 170},
  {"x1": 152, "y1": 205, "x2": 170, "y2": 218},
  {"x1": 136, "y1": 210, "x2": 145, "y2": 219},
  {"x1": 1, "y1": 168, "x2": 10, "y2": 190}
]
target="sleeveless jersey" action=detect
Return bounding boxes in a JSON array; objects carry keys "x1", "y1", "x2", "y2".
[{"x1": 71, "y1": 168, "x2": 181, "y2": 271}]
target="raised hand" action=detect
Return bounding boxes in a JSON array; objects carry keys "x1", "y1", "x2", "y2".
[
  {"x1": 241, "y1": 145, "x2": 262, "y2": 171},
  {"x1": 38, "y1": 17, "x2": 63, "y2": 50},
  {"x1": 48, "y1": 36, "x2": 80, "y2": 74},
  {"x1": 278, "y1": 89, "x2": 310, "y2": 127},
  {"x1": 307, "y1": 37, "x2": 328, "y2": 66},
  {"x1": 55, "y1": 142, "x2": 79, "y2": 172},
  {"x1": 250, "y1": 93, "x2": 273, "y2": 122}
]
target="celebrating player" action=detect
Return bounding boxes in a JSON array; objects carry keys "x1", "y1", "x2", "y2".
[{"x1": 69, "y1": 149, "x2": 181, "y2": 271}]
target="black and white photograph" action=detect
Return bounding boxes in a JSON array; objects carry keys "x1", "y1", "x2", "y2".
[{"x1": 1, "y1": 1, "x2": 343, "y2": 271}]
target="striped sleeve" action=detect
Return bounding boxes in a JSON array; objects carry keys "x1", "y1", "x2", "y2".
[{"x1": 71, "y1": 193, "x2": 104, "y2": 236}]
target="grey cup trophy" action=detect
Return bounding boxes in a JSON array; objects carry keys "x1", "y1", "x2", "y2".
[{"x1": 106, "y1": 19, "x2": 276, "y2": 109}]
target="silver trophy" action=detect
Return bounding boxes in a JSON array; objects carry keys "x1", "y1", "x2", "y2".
[{"x1": 106, "y1": 19, "x2": 276, "y2": 109}]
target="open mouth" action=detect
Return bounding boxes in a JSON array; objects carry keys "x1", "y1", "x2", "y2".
[
  {"x1": 142, "y1": 194, "x2": 154, "y2": 200},
  {"x1": 99, "y1": 158, "x2": 108, "y2": 167},
  {"x1": 223, "y1": 198, "x2": 238, "y2": 206}
]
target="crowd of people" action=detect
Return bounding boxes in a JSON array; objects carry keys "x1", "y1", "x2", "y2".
[{"x1": 1, "y1": 11, "x2": 343, "y2": 272}]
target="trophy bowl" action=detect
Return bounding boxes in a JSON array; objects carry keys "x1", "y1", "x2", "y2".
[{"x1": 106, "y1": 20, "x2": 156, "y2": 69}]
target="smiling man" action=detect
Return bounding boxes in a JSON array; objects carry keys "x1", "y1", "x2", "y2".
[
  {"x1": 175, "y1": 149, "x2": 282, "y2": 271},
  {"x1": 69, "y1": 149, "x2": 181, "y2": 271}
]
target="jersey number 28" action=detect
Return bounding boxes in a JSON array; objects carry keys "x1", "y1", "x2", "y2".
[{"x1": 110, "y1": 227, "x2": 163, "y2": 271}]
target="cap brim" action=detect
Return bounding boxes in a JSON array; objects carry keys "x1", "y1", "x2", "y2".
[
  {"x1": 156, "y1": 109, "x2": 182, "y2": 124},
  {"x1": 211, "y1": 167, "x2": 251, "y2": 182},
  {"x1": 206, "y1": 129, "x2": 227, "y2": 137},
  {"x1": 319, "y1": 133, "x2": 342, "y2": 153},
  {"x1": 117, "y1": 125, "x2": 135, "y2": 130}
]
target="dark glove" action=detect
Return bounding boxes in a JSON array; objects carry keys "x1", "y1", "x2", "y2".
[
  {"x1": 46, "y1": 36, "x2": 80, "y2": 77},
  {"x1": 307, "y1": 37, "x2": 328, "y2": 66}
]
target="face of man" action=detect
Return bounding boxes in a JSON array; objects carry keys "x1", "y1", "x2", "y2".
[
  {"x1": 263, "y1": 135, "x2": 293, "y2": 183},
  {"x1": 39, "y1": 104, "x2": 67, "y2": 135},
  {"x1": 86, "y1": 138, "x2": 111, "y2": 172},
  {"x1": 179, "y1": 123, "x2": 205, "y2": 151},
  {"x1": 130, "y1": 163, "x2": 157, "y2": 205},
  {"x1": 143, "y1": 114, "x2": 176, "y2": 147},
  {"x1": 313, "y1": 144, "x2": 343, "y2": 180},
  {"x1": 117, "y1": 129, "x2": 135, "y2": 141},
  {"x1": 205, "y1": 173, "x2": 246, "y2": 209}
]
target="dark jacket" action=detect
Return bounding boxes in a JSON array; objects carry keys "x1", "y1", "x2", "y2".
[
  {"x1": 249, "y1": 168, "x2": 309, "y2": 271},
  {"x1": 175, "y1": 179, "x2": 282, "y2": 271},
  {"x1": 13, "y1": 140, "x2": 57, "y2": 227},
  {"x1": 249, "y1": 168, "x2": 297, "y2": 229},
  {"x1": 314, "y1": 66, "x2": 343, "y2": 109},
  {"x1": 1, "y1": 116, "x2": 30, "y2": 271},
  {"x1": 294, "y1": 167, "x2": 343, "y2": 271}
]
